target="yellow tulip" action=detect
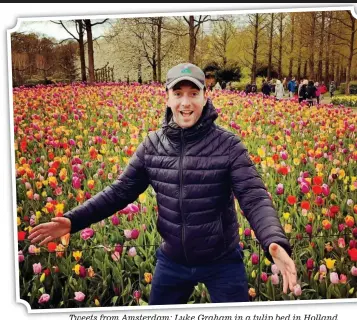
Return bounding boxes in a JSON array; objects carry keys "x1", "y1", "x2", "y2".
[{"x1": 324, "y1": 258, "x2": 336, "y2": 269}]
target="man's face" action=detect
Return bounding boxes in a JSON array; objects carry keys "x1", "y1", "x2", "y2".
[{"x1": 167, "y1": 81, "x2": 207, "y2": 129}]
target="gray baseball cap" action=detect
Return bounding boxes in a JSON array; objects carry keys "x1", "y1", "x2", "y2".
[{"x1": 166, "y1": 63, "x2": 206, "y2": 90}]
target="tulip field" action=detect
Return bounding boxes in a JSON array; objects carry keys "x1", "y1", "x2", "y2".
[{"x1": 13, "y1": 82, "x2": 357, "y2": 309}]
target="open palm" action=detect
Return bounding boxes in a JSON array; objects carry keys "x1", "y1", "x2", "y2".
[{"x1": 28, "y1": 217, "x2": 71, "y2": 246}]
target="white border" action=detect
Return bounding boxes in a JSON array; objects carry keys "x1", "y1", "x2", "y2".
[{"x1": 6, "y1": 3, "x2": 357, "y2": 315}]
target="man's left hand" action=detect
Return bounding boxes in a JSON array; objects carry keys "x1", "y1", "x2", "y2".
[{"x1": 269, "y1": 243, "x2": 297, "y2": 294}]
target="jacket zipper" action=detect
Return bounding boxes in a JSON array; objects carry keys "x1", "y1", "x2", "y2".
[{"x1": 179, "y1": 129, "x2": 189, "y2": 263}]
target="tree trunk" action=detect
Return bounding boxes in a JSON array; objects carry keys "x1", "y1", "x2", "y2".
[
  {"x1": 278, "y1": 13, "x2": 283, "y2": 79},
  {"x1": 77, "y1": 20, "x2": 87, "y2": 82},
  {"x1": 308, "y1": 13, "x2": 316, "y2": 79},
  {"x1": 267, "y1": 13, "x2": 274, "y2": 81},
  {"x1": 84, "y1": 19, "x2": 95, "y2": 83},
  {"x1": 324, "y1": 13, "x2": 332, "y2": 84},
  {"x1": 251, "y1": 14, "x2": 259, "y2": 82},
  {"x1": 157, "y1": 17, "x2": 162, "y2": 83},
  {"x1": 289, "y1": 13, "x2": 295, "y2": 78},
  {"x1": 317, "y1": 12, "x2": 325, "y2": 82},
  {"x1": 345, "y1": 13, "x2": 355, "y2": 95},
  {"x1": 303, "y1": 61, "x2": 307, "y2": 79},
  {"x1": 189, "y1": 16, "x2": 195, "y2": 63}
]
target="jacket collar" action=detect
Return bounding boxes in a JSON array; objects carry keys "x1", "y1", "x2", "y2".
[{"x1": 162, "y1": 98, "x2": 218, "y2": 143}]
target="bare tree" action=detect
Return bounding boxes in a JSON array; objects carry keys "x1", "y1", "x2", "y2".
[
  {"x1": 329, "y1": 10, "x2": 357, "y2": 94},
  {"x1": 267, "y1": 13, "x2": 275, "y2": 80},
  {"x1": 210, "y1": 16, "x2": 237, "y2": 67},
  {"x1": 51, "y1": 20, "x2": 87, "y2": 81},
  {"x1": 247, "y1": 13, "x2": 268, "y2": 82}
]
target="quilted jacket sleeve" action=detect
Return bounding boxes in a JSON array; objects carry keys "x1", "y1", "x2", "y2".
[
  {"x1": 64, "y1": 141, "x2": 150, "y2": 234},
  {"x1": 229, "y1": 135, "x2": 292, "y2": 262}
]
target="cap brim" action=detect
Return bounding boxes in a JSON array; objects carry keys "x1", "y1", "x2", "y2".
[{"x1": 166, "y1": 76, "x2": 205, "y2": 90}]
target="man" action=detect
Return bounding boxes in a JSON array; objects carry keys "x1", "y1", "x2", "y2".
[
  {"x1": 287, "y1": 78, "x2": 297, "y2": 98},
  {"x1": 28, "y1": 63, "x2": 297, "y2": 305}
]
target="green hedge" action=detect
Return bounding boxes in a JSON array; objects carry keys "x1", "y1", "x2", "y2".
[{"x1": 338, "y1": 81, "x2": 357, "y2": 94}]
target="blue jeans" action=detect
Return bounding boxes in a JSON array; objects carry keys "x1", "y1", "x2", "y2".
[{"x1": 149, "y1": 245, "x2": 249, "y2": 305}]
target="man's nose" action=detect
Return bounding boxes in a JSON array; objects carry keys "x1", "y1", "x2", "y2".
[{"x1": 181, "y1": 95, "x2": 191, "y2": 107}]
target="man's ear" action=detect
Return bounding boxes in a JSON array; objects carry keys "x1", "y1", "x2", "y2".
[{"x1": 203, "y1": 90, "x2": 209, "y2": 105}]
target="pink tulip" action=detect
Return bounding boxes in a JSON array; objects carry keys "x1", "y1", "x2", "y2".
[
  {"x1": 124, "y1": 229, "x2": 132, "y2": 239},
  {"x1": 74, "y1": 291, "x2": 85, "y2": 302},
  {"x1": 300, "y1": 183, "x2": 310, "y2": 194},
  {"x1": 115, "y1": 244, "x2": 123, "y2": 254},
  {"x1": 276, "y1": 183, "x2": 284, "y2": 195},
  {"x1": 330, "y1": 272, "x2": 339, "y2": 284},
  {"x1": 321, "y1": 184, "x2": 330, "y2": 196},
  {"x1": 38, "y1": 293, "x2": 50, "y2": 304},
  {"x1": 80, "y1": 228, "x2": 94, "y2": 240},
  {"x1": 128, "y1": 247, "x2": 137, "y2": 257},
  {"x1": 72, "y1": 177, "x2": 81, "y2": 189},
  {"x1": 18, "y1": 250, "x2": 24, "y2": 263},
  {"x1": 131, "y1": 229, "x2": 140, "y2": 240},
  {"x1": 271, "y1": 264, "x2": 279, "y2": 275},
  {"x1": 293, "y1": 284, "x2": 302, "y2": 296},
  {"x1": 306, "y1": 258, "x2": 314, "y2": 270},
  {"x1": 261, "y1": 272, "x2": 268, "y2": 283},
  {"x1": 320, "y1": 264, "x2": 327, "y2": 273},
  {"x1": 33, "y1": 262, "x2": 42, "y2": 274},
  {"x1": 111, "y1": 215, "x2": 120, "y2": 226},
  {"x1": 351, "y1": 266, "x2": 357, "y2": 276},
  {"x1": 128, "y1": 203, "x2": 139, "y2": 213},
  {"x1": 339, "y1": 274, "x2": 347, "y2": 284},
  {"x1": 79, "y1": 266, "x2": 87, "y2": 278},
  {"x1": 338, "y1": 238, "x2": 346, "y2": 248},
  {"x1": 251, "y1": 253, "x2": 259, "y2": 265},
  {"x1": 338, "y1": 224, "x2": 346, "y2": 232},
  {"x1": 244, "y1": 228, "x2": 251, "y2": 237},
  {"x1": 133, "y1": 290, "x2": 141, "y2": 301},
  {"x1": 111, "y1": 251, "x2": 120, "y2": 262},
  {"x1": 271, "y1": 274, "x2": 279, "y2": 285},
  {"x1": 305, "y1": 224, "x2": 313, "y2": 235}
]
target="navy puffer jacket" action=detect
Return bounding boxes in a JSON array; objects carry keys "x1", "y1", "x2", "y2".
[{"x1": 64, "y1": 99, "x2": 291, "y2": 265}]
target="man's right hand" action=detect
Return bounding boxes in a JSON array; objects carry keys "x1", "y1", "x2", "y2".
[{"x1": 28, "y1": 217, "x2": 71, "y2": 246}]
